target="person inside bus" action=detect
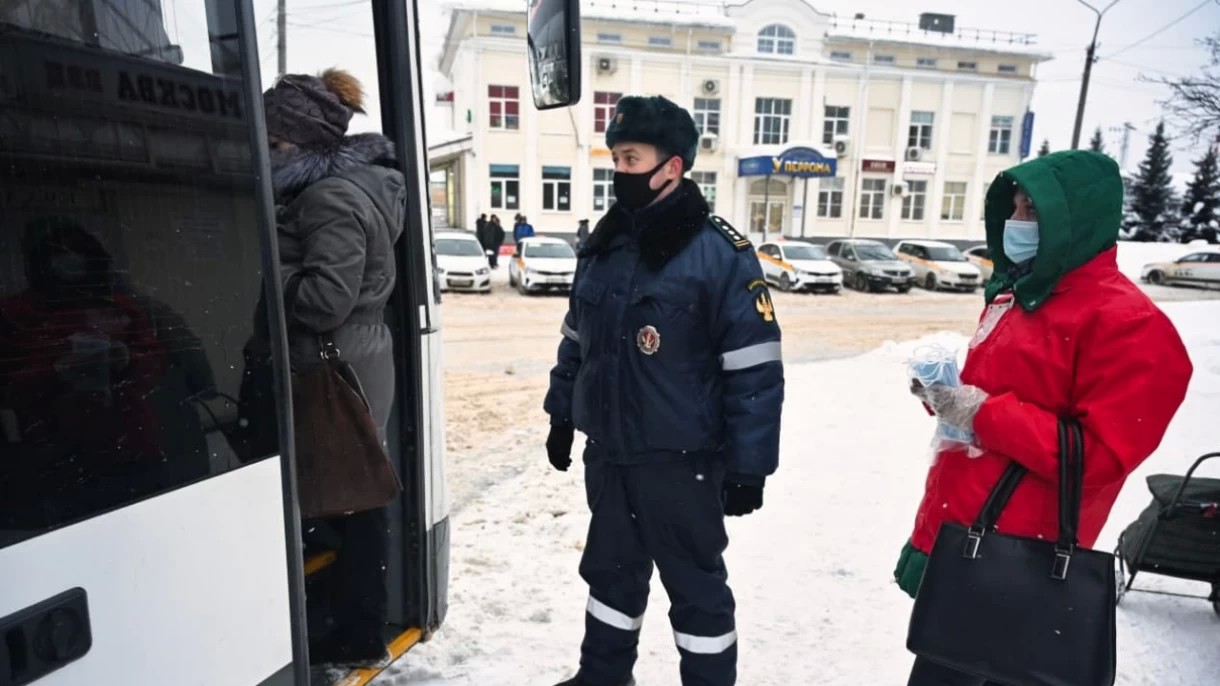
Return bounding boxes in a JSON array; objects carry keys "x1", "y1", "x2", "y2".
[
  {"x1": 262, "y1": 67, "x2": 405, "y2": 669},
  {"x1": 0, "y1": 217, "x2": 209, "y2": 527}
]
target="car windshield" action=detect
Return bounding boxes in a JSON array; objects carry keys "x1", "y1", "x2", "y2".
[
  {"x1": 924, "y1": 246, "x2": 967, "y2": 262},
  {"x1": 854, "y1": 244, "x2": 897, "y2": 261},
  {"x1": 436, "y1": 238, "x2": 485, "y2": 257},
  {"x1": 526, "y1": 243, "x2": 575, "y2": 259},
  {"x1": 784, "y1": 244, "x2": 829, "y2": 261},
  {"x1": 970, "y1": 247, "x2": 991, "y2": 260}
]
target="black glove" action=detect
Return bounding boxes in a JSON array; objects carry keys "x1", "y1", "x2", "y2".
[
  {"x1": 722, "y1": 480, "x2": 764, "y2": 517},
  {"x1": 546, "y1": 423, "x2": 575, "y2": 472}
]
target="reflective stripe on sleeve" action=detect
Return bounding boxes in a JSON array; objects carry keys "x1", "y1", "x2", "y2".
[
  {"x1": 719, "y1": 341, "x2": 782, "y2": 371},
  {"x1": 586, "y1": 596, "x2": 644, "y2": 632}
]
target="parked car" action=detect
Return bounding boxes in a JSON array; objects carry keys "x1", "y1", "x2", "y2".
[
  {"x1": 964, "y1": 244, "x2": 994, "y2": 282},
  {"x1": 509, "y1": 236, "x2": 577, "y2": 295},
  {"x1": 826, "y1": 239, "x2": 914, "y2": 293},
  {"x1": 894, "y1": 239, "x2": 983, "y2": 293},
  {"x1": 435, "y1": 231, "x2": 492, "y2": 293},
  {"x1": 756, "y1": 241, "x2": 843, "y2": 293},
  {"x1": 1141, "y1": 251, "x2": 1220, "y2": 288}
]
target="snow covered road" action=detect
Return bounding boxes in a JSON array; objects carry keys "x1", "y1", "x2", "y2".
[{"x1": 384, "y1": 300, "x2": 1220, "y2": 686}]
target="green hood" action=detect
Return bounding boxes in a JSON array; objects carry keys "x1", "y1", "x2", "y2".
[{"x1": 983, "y1": 150, "x2": 1123, "y2": 311}]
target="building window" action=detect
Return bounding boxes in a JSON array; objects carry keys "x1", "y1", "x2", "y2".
[
  {"x1": 490, "y1": 24, "x2": 516, "y2": 36},
  {"x1": 942, "y1": 182, "x2": 967, "y2": 221},
  {"x1": 594, "y1": 91, "x2": 622, "y2": 133},
  {"x1": 830, "y1": 51, "x2": 852, "y2": 61},
  {"x1": 693, "y1": 98, "x2": 721, "y2": 136},
  {"x1": 874, "y1": 54, "x2": 895, "y2": 65},
  {"x1": 957, "y1": 61, "x2": 978, "y2": 71},
  {"x1": 989, "y1": 116, "x2": 1014, "y2": 154},
  {"x1": 902, "y1": 180, "x2": 928, "y2": 220},
  {"x1": 488, "y1": 85, "x2": 520, "y2": 130},
  {"x1": 860, "y1": 178, "x2": 887, "y2": 220},
  {"x1": 593, "y1": 168, "x2": 615, "y2": 212},
  {"x1": 908, "y1": 111, "x2": 935, "y2": 150},
  {"x1": 692, "y1": 171, "x2": 718, "y2": 212},
  {"x1": 697, "y1": 40, "x2": 722, "y2": 51},
  {"x1": 490, "y1": 164, "x2": 520, "y2": 210},
  {"x1": 753, "y1": 97, "x2": 792, "y2": 145},
  {"x1": 823, "y1": 105, "x2": 850, "y2": 145},
  {"x1": 542, "y1": 166, "x2": 572, "y2": 212},
  {"x1": 818, "y1": 177, "x2": 844, "y2": 218},
  {"x1": 758, "y1": 24, "x2": 796, "y2": 55},
  {"x1": 597, "y1": 32, "x2": 622, "y2": 44},
  {"x1": 998, "y1": 64, "x2": 1018, "y2": 74},
  {"x1": 917, "y1": 57, "x2": 938, "y2": 68},
  {"x1": 649, "y1": 36, "x2": 673, "y2": 47}
]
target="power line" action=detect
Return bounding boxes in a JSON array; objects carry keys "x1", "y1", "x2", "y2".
[{"x1": 1103, "y1": 0, "x2": 1213, "y2": 59}]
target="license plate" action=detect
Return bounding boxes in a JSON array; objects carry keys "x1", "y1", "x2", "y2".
[
  {"x1": 450, "y1": 279, "x2": 472, "y2": 287},
  {"x1": 813, "y1": 276, "x2": 835, "y2": 283},
  {"x1": 547, "y1": 277, "x2": 570, "y2": 284}
]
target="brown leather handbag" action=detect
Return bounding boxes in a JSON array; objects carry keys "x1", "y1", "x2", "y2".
[{"x1": 292, "y1": 331, "x2": 402, "y2": 519}]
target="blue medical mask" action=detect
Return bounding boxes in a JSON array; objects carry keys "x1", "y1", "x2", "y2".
[{"x1": 1003, "y1": 219, "x2": 1040, "y2": 264}]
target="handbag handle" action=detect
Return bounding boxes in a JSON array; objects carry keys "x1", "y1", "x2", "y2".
[{"x1": 965, "y1": 417, "x2": 1086, "y2": 578}]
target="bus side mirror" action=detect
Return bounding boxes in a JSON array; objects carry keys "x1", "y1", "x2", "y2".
[{"x1": 527, "y1": 0, "x2": 582, "y2": 110}]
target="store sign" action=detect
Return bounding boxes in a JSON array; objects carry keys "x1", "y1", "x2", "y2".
[
  {"x1": 738, "y1": 147, "x2": 837, "y2": 178},
  {"x1": 861, "y1": 159, "x2": 896, "y2": 173},
  {"x1": 902, "y1": 161, "x2": 937, "y2": 177}
]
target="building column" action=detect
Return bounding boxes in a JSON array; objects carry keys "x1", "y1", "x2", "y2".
[
  {"x1": 967, "y1": 82, "x2": 997, "y2": 239},
  {"x1": 846, "y1": 73, "x2": 869, "y2": 237},
  {"x1": 808, "y1": 69, "x2": 827, "y2": 237},
  {"x1": 576, "y1": 50, "x2": 595, "y2": 223},
  {"x1": 470, "y1": 46, "x2": 488, "y2": 223},
  {"x1": 927, "y1": 81, "x2": 954, "y2": 238},
  {"x1": 732, "y1": 63, "x2": 755, "y2": 229},
  {"x1": 888, "y1": 76, "x2": 913, "y2": 238}
]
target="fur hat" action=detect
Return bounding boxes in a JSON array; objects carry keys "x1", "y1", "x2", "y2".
[
  {"x1": 605, "y1": 95, "x2": 699, "y2": 171},
  {"x1": 263, "y1": 68, "x2": 365, "y2": 150}
]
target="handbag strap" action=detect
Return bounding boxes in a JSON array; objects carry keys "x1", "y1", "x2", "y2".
[
  {"x1": 971, "y1": 461, "x2": 1026, "y2": 531},
  {"x1": 281, "y1": 272, "x2": 342, "y2": 363}
]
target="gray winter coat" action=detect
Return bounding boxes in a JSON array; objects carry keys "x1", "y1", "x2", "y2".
[{"x1": 272, "y1": 133, "x2": 405, "y2": 437}]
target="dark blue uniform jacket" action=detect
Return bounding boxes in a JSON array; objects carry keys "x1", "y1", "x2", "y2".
[{"x1": 544, "y1": 180, "x2": 784, "y2": 484}]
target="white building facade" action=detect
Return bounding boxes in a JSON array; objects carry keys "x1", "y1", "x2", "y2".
[{"x1": 436, "y1": 0, "x2": 1050, "y2": 241}]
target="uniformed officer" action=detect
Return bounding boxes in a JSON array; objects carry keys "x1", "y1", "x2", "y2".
[{"x1": 544, "y1": 95, "x2": 784, "y2": 686}]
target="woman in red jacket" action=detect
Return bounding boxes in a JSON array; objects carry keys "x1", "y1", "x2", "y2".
[{"x1": 894, "y1": 150, "x2": 1193, "y2": 686}]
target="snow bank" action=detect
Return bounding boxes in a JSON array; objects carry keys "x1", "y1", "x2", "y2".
[
  {"x1": 383, "y1": 303, "x2": 1220, "y2": 686},
  {"x1": 1116, "y1": 241, "x2": 1220, "y2": 283}
]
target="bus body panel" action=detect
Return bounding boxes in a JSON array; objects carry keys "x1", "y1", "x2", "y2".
[{"x1": 0, "y1": 458, "x2": 293, "y2": 685}]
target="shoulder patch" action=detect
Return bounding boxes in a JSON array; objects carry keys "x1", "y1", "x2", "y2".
[{"x1": 709, "y1": 215, "x2": 751, "y2": 251}]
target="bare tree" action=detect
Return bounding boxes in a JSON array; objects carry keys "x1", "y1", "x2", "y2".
[{"x1": 1159, "y1": 33, "x2": 1220, "y2": 141}]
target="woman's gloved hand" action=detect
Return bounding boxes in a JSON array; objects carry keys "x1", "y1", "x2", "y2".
[{"x1": 920, "y1": 384, "x2": 989, "y2": 432}]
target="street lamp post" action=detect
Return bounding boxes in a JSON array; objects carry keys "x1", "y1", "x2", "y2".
[{"x1": 1070, "y1": 0, "x2": 1121, "y2": 150}]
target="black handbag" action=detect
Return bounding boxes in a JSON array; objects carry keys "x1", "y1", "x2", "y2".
[{"x1": 907, "y1": 418, "x2": 1117, "y2": 686}]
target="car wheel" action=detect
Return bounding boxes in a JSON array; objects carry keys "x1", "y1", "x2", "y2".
[
  {"x1": 779, "y1": 273, "x2": 792, "y2": 292},
  {"x1": 854, "y1": 272, "x2": 869, "y2": 292},
  {"x1": 517, "y1": 278, "x2": 530, "y2": 296},
  {"x1": 1147, "y1": 270, "x2": 1165, "y2": 286},
  {"x1": 896, "y1": 285, "x2": 912, "y2": 294},
  {"x1": 924, "y1": 273, "x2": 938, "y2": 291}
]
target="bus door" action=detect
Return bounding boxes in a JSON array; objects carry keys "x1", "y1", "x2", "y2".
[{"x1": 0, "y1": 1, "x2": 298, "y2": 685}]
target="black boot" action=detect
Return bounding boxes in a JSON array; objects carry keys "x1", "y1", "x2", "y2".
[{"x1": 552, "y1": 677, "x2": 635, "y2": 686}]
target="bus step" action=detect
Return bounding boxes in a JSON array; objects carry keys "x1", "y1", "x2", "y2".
[{"x1": 310, "y1": 626, "x2": 422, "y2": 686}]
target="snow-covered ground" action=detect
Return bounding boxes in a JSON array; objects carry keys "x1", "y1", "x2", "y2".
[{"x1": 383, "y1": 299, "x2": 1220, "y2": 686}]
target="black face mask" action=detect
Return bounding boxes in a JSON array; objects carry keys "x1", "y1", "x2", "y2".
[{"x1": 613, "y1": 157, "x2": 677, "y2": 211}]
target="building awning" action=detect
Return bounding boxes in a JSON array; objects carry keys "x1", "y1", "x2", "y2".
[
  {"x1": 737, "y1": 145, "x2": 837, "y2": 178},
  {"x1": 428, "y1": 133, "x2": 474, "y2": 167}
]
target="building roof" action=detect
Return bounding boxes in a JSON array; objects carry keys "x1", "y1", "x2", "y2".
[{"x1": 442, "y1": 0, "x2": 736, "y2": 29}]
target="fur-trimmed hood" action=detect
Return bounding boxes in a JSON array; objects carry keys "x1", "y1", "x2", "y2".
[
  {"x1": 270, "y1": 133, "x2": 396, "y2": 201},
  {"x1": 581, "y1": 178, "x2": 710, "y2": 269}
]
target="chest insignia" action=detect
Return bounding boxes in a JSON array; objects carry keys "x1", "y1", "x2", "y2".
[{"x1": 636, "y1": 325, "x2": 661, "y2": 355}]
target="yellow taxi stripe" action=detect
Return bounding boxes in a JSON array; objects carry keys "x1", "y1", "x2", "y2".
[
  {"x1": 332, "y1": 628, "x2": 423, "y2": 686},
  {"x1": 304, "y1": 551, "x2": 337, "y2": 577},
  {"x1": 755, "y1": 252, "x2": 795, "y2": 272}
]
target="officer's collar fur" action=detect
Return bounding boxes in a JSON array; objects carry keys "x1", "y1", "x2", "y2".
[
  {"x1": 270, "y1": 133, "x2": 396, "y2": 201},
  {"x1": 581, "y1": 178, "x2": 710, "y2": 269}
]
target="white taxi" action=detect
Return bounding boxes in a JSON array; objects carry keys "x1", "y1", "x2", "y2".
[
  {"x1": 435, "y1": 231, "x2": 492, "y2": 293},
  {"x1": 964, "y1": 244, "x2": 994, "y2": 282},
  {"x1": 756, "y1": 241, "x2": 843, "y2": 293},
  {"x1": 509, "y1": 236, "x2": 577, "y2": 295},
  {"x1": 894, "y1": 239, "x2": 983, "y2": 293},
  {"x1": 1141, "y1": 251, "x2": 1220, "y2": 288}
]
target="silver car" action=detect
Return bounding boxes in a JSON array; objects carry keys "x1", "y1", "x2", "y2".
[{"x1": 826, "y1": 239, "x2": 915, "y2": 293}]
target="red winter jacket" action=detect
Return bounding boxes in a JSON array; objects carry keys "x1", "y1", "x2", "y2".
[{"x1": 910, "y1": 248, "x2": 1193, "y2": 553}]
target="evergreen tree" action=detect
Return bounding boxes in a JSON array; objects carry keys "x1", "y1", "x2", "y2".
[
  {"x1": 1127, "y1": 122, "x2": 1177, "y2": 242},
  {"x1": 1179, "y1": 147, "x2": 1220, "y2": 244},
  {"x1": 1037, "y1": 139, "x2": 1051, "y2": 157},
  {"x1": 1088, "y1": 127, "x2": 1106, "y2": 154}
]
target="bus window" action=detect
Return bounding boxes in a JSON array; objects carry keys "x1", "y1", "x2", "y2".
[{"x1": 0, "y1": 2, "x2": 275, "y2": 547}]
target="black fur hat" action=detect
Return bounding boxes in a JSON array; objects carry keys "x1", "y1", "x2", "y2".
[{"x1": 605, "y1": 95, "x2": 699, "y2": 171}]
